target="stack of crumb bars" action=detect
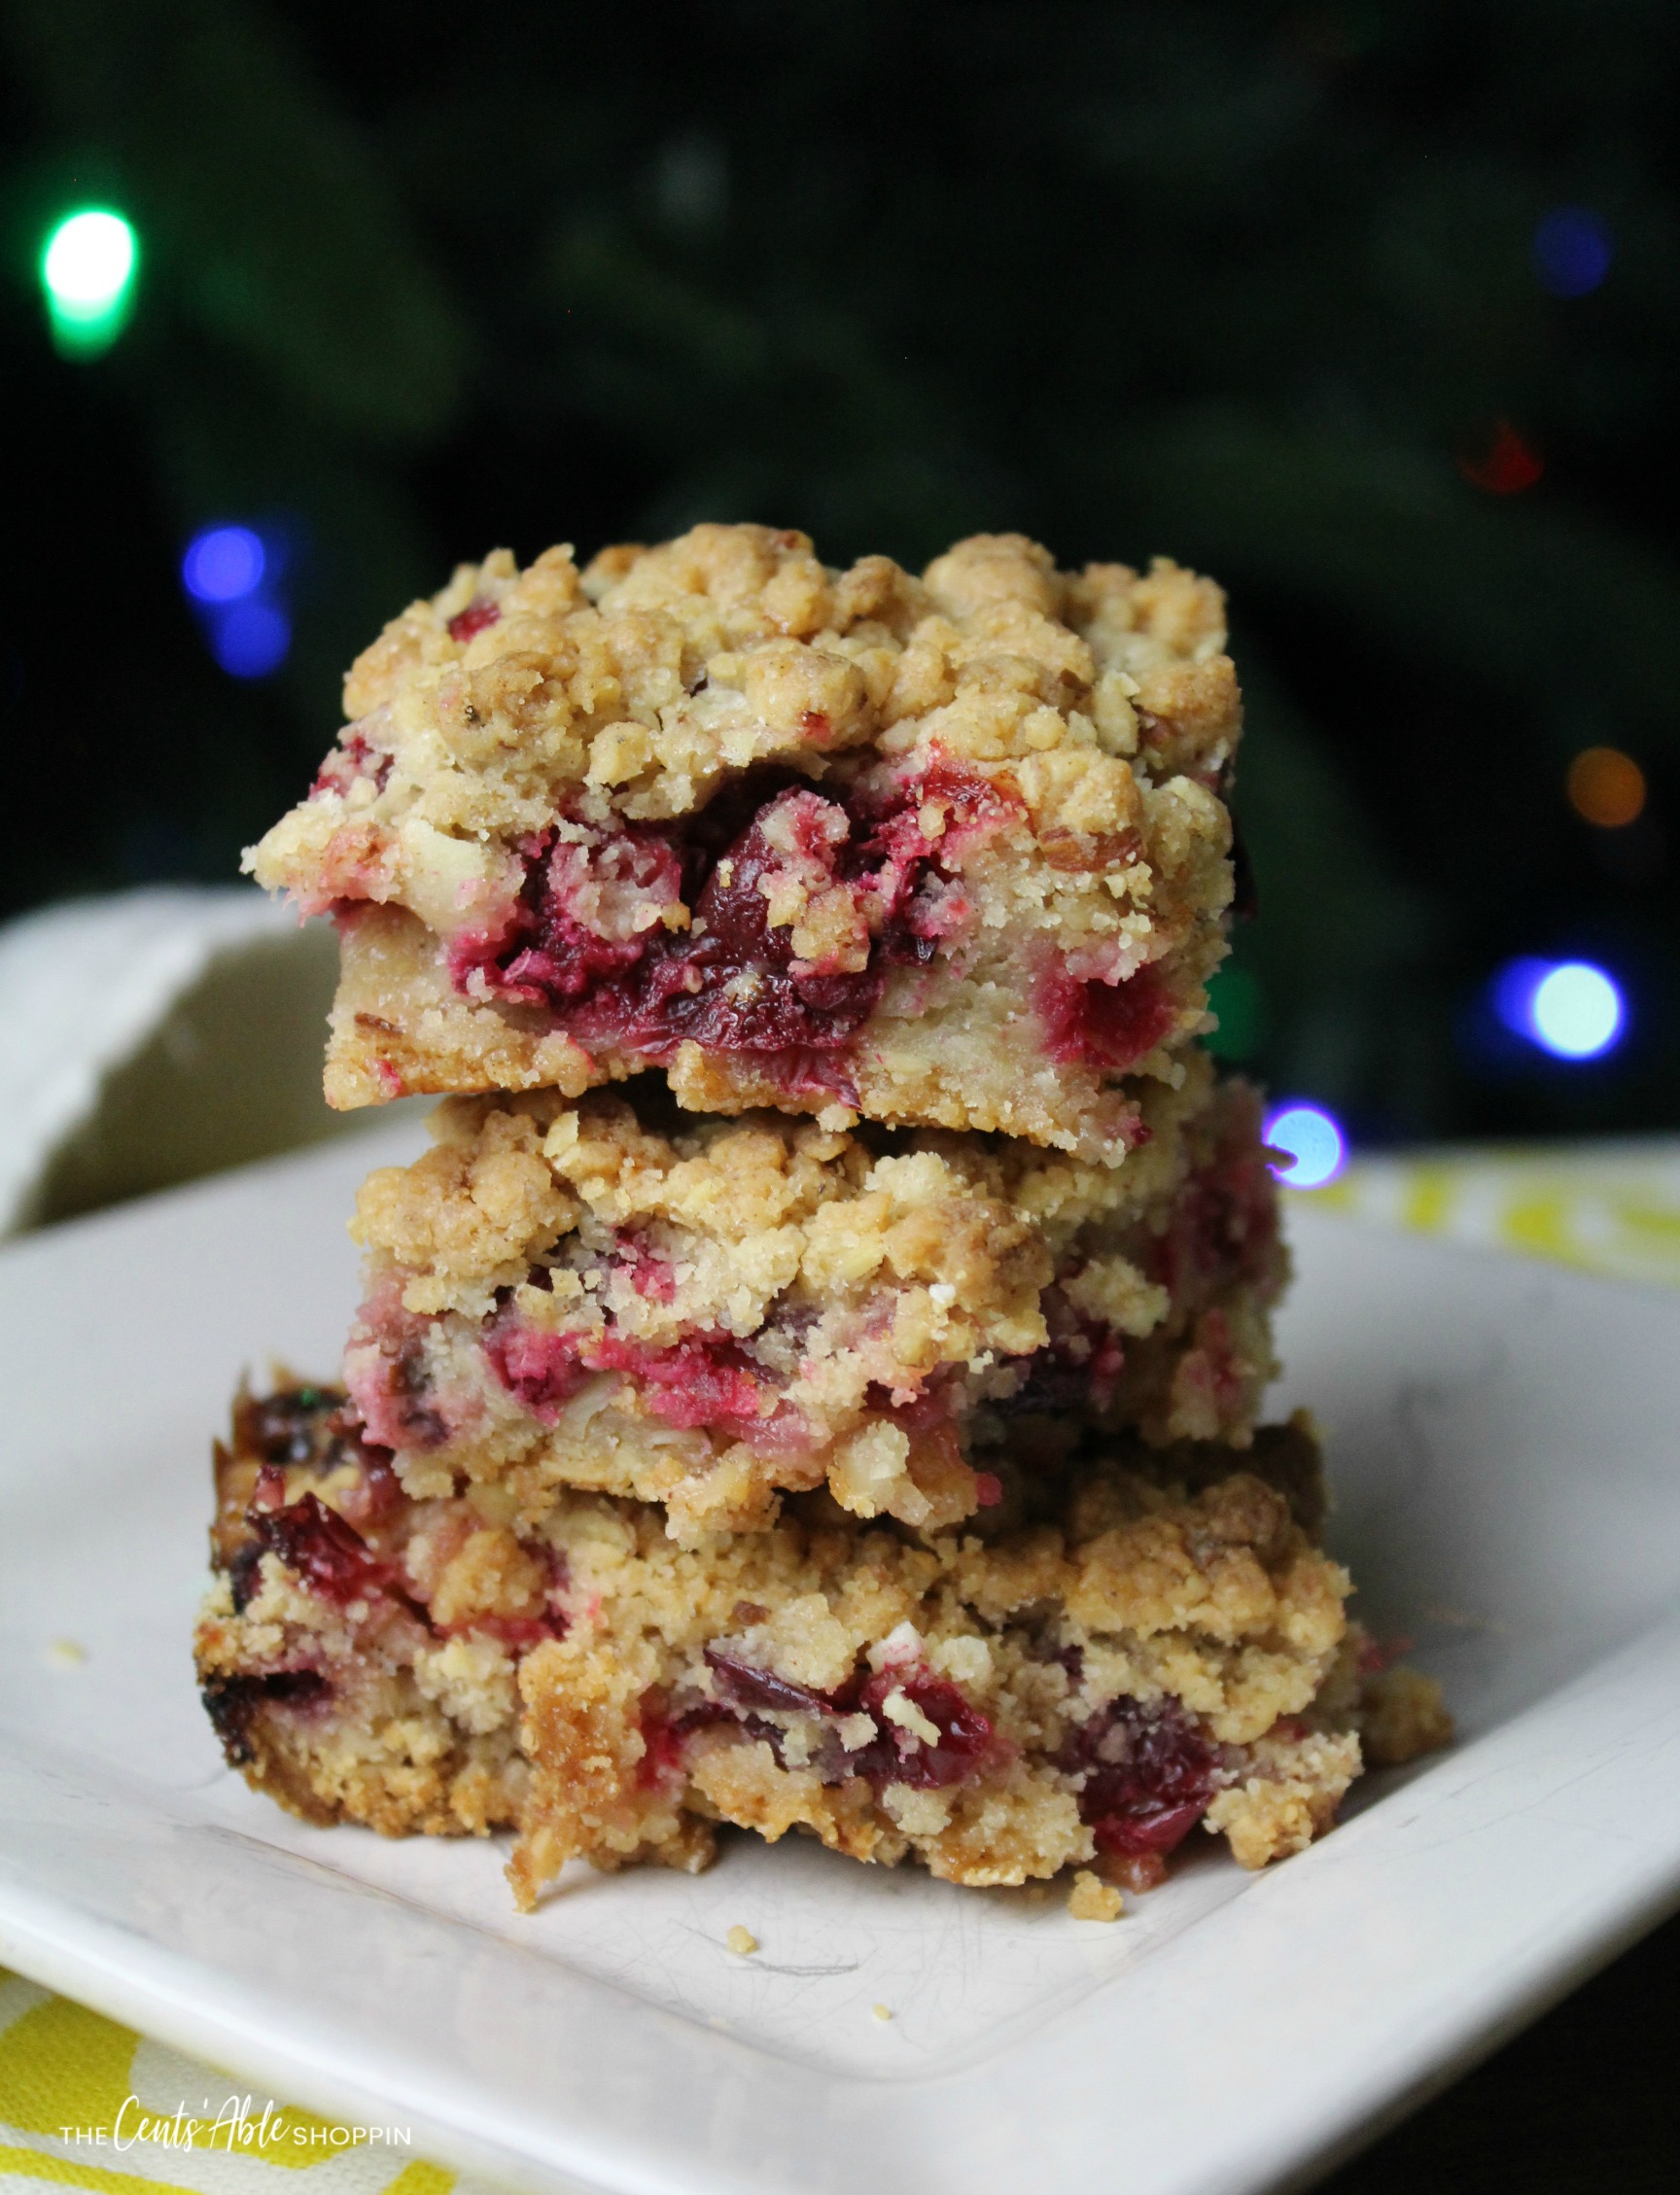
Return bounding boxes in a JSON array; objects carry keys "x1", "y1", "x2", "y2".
[{"x1": 196, "y1": 524, "x2": 1449, "y2": 1915}]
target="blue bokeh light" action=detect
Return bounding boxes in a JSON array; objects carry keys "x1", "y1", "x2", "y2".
[
  {"x1": 1532, "y1": 207, "x2": 1613, "y2": 298},
  {"x1": 1263, "y1": 1102, "x2": 1347, "y2": 1190},
  {"x1": 183, "y1": 525, "x2": 265, "y2": 605},
  {"x1": 1490, "y1": 957, "x2": 1626, "y2": 1061},
  {"x1": 210, "y1": 600, "x2": 292, "y2": 679}
]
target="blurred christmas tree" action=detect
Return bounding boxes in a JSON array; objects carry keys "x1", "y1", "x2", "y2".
[{"x1": 2, "y1": 0, "x2": 1676, "y2": 1141}]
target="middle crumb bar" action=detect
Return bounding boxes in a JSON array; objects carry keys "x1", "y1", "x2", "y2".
[{"x1": 344, "y1": 1057, "x2": 1285, "y2": 1544}]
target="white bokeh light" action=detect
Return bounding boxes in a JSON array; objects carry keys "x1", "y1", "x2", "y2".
[
  {"x1": 1263, "y1": 1102, "x2": 1347, "y2": 1190},
  {"x1": 1530, "y1": 962, "x2": 1625, "y2": 1060},
  {"x1": 42, "y1": 210, "x2": 137, "y2": 316}
]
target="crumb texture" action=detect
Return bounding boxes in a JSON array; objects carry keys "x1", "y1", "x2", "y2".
[
  {"x1": 249, "y1": 524, "x2": 1241, "y2": 1156},
  {"x1": 192, "y1": 1388, "x2": 1437, "y2": 1910},
  {"x1": 338, "y1": 1064, "x2": 1285, "y2": 1541}
]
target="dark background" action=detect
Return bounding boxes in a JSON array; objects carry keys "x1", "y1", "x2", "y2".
[
  {"x1": 4, "y1": 0, "x2": 1679, "y2": 1148},
  {"x1": 2, "y1": 5, "x2": 1678, "y2": 2186}
]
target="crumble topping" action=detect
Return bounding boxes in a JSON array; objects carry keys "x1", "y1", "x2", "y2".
[{"x1": 248, "y1": 525, "x2": 1240, "y2": 1153}]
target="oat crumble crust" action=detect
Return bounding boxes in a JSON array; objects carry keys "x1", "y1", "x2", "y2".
[
  {"x1": 339, "y1": 1060, "x2": 1285, "y2": 1543},
  {"x1": 197, "y1": 1389, "x2": 1447, "y2": 1906},
  {"x1": 247, "y1": 525, "x2": 1240, "y2": 1159}
]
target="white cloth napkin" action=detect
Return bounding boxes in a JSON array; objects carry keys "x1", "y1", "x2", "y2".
[{"x1": 0, "y1": 887, "x2": 343, "y2": 1237}]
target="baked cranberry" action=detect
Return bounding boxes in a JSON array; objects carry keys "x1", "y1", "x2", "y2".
[
  {"x1": 654, "y1": 1650, "x2": 993, "y2": 1794},
  {"x1": 310, "y1": 727, "x2": 392, "y2": 799},
  {"x1": 451, "y1": 758, "x2": 1017, "y2": 1088},
  {"x1": 704, "y1": 1646, "x2": 834, "y2": 1715},
  {"x1": 637, "y1": 1690, "x2": 737, "y2": 1786},
  {"x1": 843, "y1": 1668, "x2": 995, "y2": 1791},
  {"x1": 486, "y1": 830, "x2": 686, "y2": 1006},
  {"x1": 482, "y1": 1316, "x2": 590, "y2": 1418},
  {"x1": 202, "y1": 1670, "x2": 331, "y2": 1766},
  {"x1": 1036, "y1": 961, "x2": 1179, "y2": 1074},
  {"x1": 483, "y1": 1312, "x2": 772, "y2": 1435},
  {"x1": 253, "y1": 1493, "x2": 396, "y2": 1608},
  {"x1": 228, "y1": 1542, "x2": 266, "y2": 1613},
  {"x1": 588, "y1": 1331, "x2": 765, "y2": 1431},
  {"x1": 236, "y1": 1385, "x2": 340, "y2": 1466},
  {"x1": 1063, "y1": 1695, "x2": 1222, "y2": 1869},
  {"x1": 447, "y1": 599, "x2": 501, "y2": 643},
  {"x1": 1004, "y1": 1305, "x2": 1127, "y2": 1413}
]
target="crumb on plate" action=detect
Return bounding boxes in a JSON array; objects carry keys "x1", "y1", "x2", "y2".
[{"x1": 1068, "y1": 1869, "x2": 1124, "y2": 1922}]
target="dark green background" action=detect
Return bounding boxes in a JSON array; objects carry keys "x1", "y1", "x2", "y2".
[{"x1": 3, "y1": 0, "x2": 1677, "y2": 1147}]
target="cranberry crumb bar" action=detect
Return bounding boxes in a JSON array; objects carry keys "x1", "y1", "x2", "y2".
[
  {"x1": 196, "y1": 1386, "x2": 1450, "y2": 1901},
  {"x1": 247, "y1": 525, "x2": 1241, "y2": 1160},
  {"x1": 340, "y1": 1060, "x2": 1285, "y2": 1544}
]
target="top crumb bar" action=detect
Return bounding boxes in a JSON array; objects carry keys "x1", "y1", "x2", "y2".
[{"x1": 250, "y1": 524, "x2": 1242, "y2": 1161}]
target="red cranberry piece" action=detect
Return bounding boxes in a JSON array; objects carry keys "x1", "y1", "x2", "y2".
[
  {"x1": 310, "y1": 728, "x2": 392, "y2": 799},
  {"x1": 1064, "y1": 1695, "x2": 1222, "y2": 1863},
  {"x1": 202, "y1": 1669, "x2": 331, "y2": 1765},
  {"x1": 236, "y1": 1385, "x2": 341, "y2": 1466},
  {"x1": 845, "y1": 1668, "x2": 995, "y2": 1791},
  {"x1": 587, "y1": 1330, "x2": 766, "y2": 1431},
  {"x1": 1004, "y1": 1308, "x2": 1127, "y2": 1414},
  {"x1": 496, "y1": 831, "x2": 686, "y2": 1005},
  {"x1": 483, "y1": 1316, "x2": 591, "y2": 1419},
  {"x1": 449, "y1": 759, "x2": 1023, "y2": 1081},
  {"x1": 625, "y1": 801, "x2": 881, "y2": 1051},
  {"x1": 253, "y1": 1493, "x2": 396, "y2": 1608},
  {"x1": 1036, "y1": 962, "x2": 1178, "y2": 1073},
  {"x1": 451, "y1": 773, "x2": 886, "y2": 1067},
  {"x1": 704, "y1": 1645, "x2": 834, "y2": 1716},
  {"x1": 637, "y1": 1690, "x2": 736, "y2": 1787},
  {"x1": 447, "y1": 599, "x2": 502, "y2": 643}
]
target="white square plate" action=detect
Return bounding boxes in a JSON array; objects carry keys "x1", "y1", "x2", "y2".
[{"x1": 3, "y1": 1131, "x2": 1680, "y2": 2195}]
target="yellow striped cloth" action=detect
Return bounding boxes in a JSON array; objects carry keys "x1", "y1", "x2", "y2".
[
  {"x1": 5, "y1": 1141, "x2": 1677, "y2": 2188},
  {"x1": 1308, "y1": 1138, "x2": 1680, "y2": 1290},
  {"x1": 0, "y1": 1969, "x2": 479, "y2": 2195}
]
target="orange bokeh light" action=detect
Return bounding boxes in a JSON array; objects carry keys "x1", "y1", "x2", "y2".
[{"x1": 1566, "y1": 746, "x2": 1646, "y2": 829}]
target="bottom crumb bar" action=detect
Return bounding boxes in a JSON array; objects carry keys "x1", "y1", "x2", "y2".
[{"x1": 195, "y1": 1387, "x2": 1451, "y2": 1907}]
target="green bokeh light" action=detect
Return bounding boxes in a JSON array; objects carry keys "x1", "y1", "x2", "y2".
[
  {"x1": 1206, "y1": 963, "x2": 1266, "y2": 1061},
  {"x1": 40, "y1": 207, "x2": 139, "y2": 356}
]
